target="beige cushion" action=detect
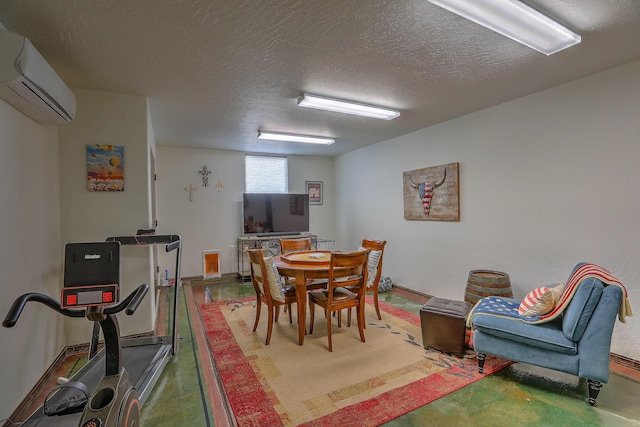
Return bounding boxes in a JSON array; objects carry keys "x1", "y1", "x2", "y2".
[
  {"x1": 359, "y1": 246, "x2": 382, "y2": 287},
  {"x1": 518, "y1": 283, "x2": 564, "y2": 316},
  {"x1": 251, "y1": 256, "x2": 285, "y2": 302}
]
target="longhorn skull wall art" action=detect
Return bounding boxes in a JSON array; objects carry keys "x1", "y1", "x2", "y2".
[{"x1": 403, "y1": 162, "x2": 459, "y2": 221}]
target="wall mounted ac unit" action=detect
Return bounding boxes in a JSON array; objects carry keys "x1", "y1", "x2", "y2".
[{"x1": 0, "y1": 29, "x2": 76, "y2": 125}]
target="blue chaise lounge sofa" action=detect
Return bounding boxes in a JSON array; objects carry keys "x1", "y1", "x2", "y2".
[{"x1": 468, "y1": 263, "x2": 631, "y2": 405}]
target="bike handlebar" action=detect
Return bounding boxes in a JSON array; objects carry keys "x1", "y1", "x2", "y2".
[
  {"x1": 165, "y1": 239, "x2": 181, "y2": 253},
  {"x1": 2, "y1": 284, "x2": 149, "y2": 328},
  {"x1": 107, "y1": 284, "x2": 148, "y2": 316},
  {"x1": 2, "y1": 293, "x2": 85, "y2": 328}
]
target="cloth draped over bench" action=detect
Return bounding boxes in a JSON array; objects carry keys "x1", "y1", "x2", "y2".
[{"x1": 467, "y1": 263, "x2": 633, "y2": 327}]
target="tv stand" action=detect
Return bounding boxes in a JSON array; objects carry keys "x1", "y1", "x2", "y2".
[
  {"x1": 237, "y1": 234, "x2": 316, "y2": 281},
  {"x1": 255, "y1": 231, "x2": 302, "y2": 237}
]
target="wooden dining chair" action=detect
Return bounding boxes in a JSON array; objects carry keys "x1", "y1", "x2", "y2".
[
  {"x1": 279, "y1": 237, "x2": 312, "y2": 253},
  {"x1": 248, "y1": 249, "x2": 297, "y2": 345},
  {"x1": 345, "y1": 238, "x2": 387, "y2": 327},
  {"x1": 308, "y1": 249, "x2": 370, "y2": 352},
  {"x1": 279, "y1": 237, "x2": 326, "y2": 291}
]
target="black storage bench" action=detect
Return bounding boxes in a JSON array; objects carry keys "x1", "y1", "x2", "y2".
[{"x1": 420, "y1": 297, "x2": 472, "y2": 357}]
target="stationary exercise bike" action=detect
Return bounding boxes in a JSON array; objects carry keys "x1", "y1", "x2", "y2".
[{"x1": 3, "y1": 242, "x2": 148, "y2": 427}]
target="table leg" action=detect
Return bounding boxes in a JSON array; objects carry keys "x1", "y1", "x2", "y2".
[{"x1": 295, "y1": 271, "x2": 306, "y2": 345}]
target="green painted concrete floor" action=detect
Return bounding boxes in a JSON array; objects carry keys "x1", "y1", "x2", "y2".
[
  {"x1": 140, "y1": 277, "x2": 640, "y2": 426},
  {"x1": 138, "y1": 284, "x2": 214, "y2": 426}
]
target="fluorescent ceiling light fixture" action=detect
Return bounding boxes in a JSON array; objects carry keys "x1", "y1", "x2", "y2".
[
  {"x1": 427, "y1": 0, "x2": 581, "y2": 55},
  {"x1": 257, "y1": 131, "x2": 335, "y2": 145},
  {"x1": 297, "y1": 93, "x2": 400, "y2": 120}
]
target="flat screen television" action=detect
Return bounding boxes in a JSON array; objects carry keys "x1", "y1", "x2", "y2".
[{"x1": 243, "y1": 193, "x2": 310, "y2": 236}]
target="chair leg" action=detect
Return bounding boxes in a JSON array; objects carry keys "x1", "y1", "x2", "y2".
[
  {"x1": 373, "y1": 288, "x2": 382, "y2": 321},
  {"x1": 356, "y1": 304, "x2": 365, "y2": 343},
  {"x1": 288, "y1": 303, "x2": 293, "y2": 323},
  {"x1": 337, "y1": 309, "x2": 342, "y2": 327},
  {"x1": 327, "y1": 310, "x2": 333, "y2": 352},
  {"x1": 265, "y1": 306, "x2": 275, "y2": 345},
  {"x1": 587, "y1": 379, "x2": 602, "y2": 406},
  {"x1": 309, "y1": 302, "x2": 315, "y2": 334},
  {"x1": 348, "y1": 300, "x2": 371, "y2": 329},
  {"x1": 253, "y1": 299, "x2": 262, "y2": 332},
  {"x1": 477, "y1": 353, "x2": 486, "y2": 374}
]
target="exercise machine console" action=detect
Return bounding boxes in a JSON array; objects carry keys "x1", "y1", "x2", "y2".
[{"x1": 3, "y1": 242, "x2": 148, "y2": 427}]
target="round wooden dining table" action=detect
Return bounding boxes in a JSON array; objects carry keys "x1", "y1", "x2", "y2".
[{"x1": 272, "y1": 251, "x2": 335, "y2": 345}]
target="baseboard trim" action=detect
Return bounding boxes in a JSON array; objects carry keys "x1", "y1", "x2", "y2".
[
  {"x1": 610, "y1": 353, "x2": 640, "y2": 381},
  {"x1": 186, "y1": 273, "x2": 238, "y2": 282},
  {"x1": 390, "y1": 283, "x2": 432, "y2": 303},
  {"x1": 610, "y1": 353, "x2": 640, "y2": 368}
]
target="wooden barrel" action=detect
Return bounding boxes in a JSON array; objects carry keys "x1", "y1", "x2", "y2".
[{"x1": 465, "y1": 270, "x2": 512, "y2": 304}]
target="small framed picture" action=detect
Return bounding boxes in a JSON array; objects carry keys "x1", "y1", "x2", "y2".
[
  {"x1": 87, "y1": 144, "x2": 124, "y2": 191},
  {"x1": 306, "y1": 181, "x2": 323, "y2": 205},
  {"x1": 203, "y1": 250, "x2": 221, "y2": 279}
]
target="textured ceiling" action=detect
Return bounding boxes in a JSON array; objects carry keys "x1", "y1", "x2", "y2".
[{"x1": 1, "y1": 0, "x2": 639, "y2": 156}]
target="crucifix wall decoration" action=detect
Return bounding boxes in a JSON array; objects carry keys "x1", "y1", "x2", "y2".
[
  {"x1": 403, "y1": 162, "x2": 459, "y2": 221},
  {"x1": 198, "y1": 166, "x2": 211, "y2": 187},
  {"x1": 184, "y1": 183, "x2": 198, "y2": 202},
  {"x1": 214, "y1": 177, "x2": 224, "y2": 192}
]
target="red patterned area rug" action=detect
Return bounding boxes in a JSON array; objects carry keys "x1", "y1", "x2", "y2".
[{"x1": 198, "y1": 296, "x2": 509, "y2": 427}]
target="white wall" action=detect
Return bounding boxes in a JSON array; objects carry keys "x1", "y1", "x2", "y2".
[
  {"x1": 335, "y1": 59, "x2": 640, "y2": 360},
  {"x1": 155, "y1": 147, "x2": 335, "y2": 278},
  {"x1": 58, "y1": 88, "x2": 155, "y2": 342},
  {"x1": 0, "y1": 99, "x2": 64, "y2": 417}
]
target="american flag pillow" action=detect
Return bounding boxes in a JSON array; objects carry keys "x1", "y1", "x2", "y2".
[{"x1": 518, "y1": 286, "x2": 550, "y2": 316}]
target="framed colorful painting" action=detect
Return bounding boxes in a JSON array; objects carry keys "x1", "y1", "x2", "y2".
[
  {"x1": 403, "y1": 162, "x2": 459, "y2": 221},
  {"x1": 306, "y1": 181, "x2": 323, "y2": 205},
  {"x1": 87, "y1": 144, "x2": 124, "y2": 191}
]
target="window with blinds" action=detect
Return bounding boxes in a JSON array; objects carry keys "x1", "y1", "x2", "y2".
[{"x1": 245, "y1": 154, "x2": 288, "y2": 193}]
